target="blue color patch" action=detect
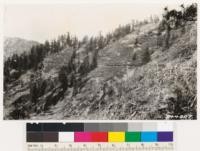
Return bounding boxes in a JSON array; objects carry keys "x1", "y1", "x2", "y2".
[{"x1": 141, "y1": 132, "x2": 157, "y2": 142}]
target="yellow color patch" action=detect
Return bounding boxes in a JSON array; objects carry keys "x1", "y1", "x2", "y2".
[{"x1": 108, "y1": 132, "x2": 125, "y2": 142}]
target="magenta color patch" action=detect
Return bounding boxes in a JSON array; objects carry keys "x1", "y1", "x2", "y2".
[{"x1": 74, "y1": 132, "x2": 92, "y2": 142}]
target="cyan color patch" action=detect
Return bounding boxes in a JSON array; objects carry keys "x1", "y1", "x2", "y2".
[{"x1": 141, "y1": 132, "x2": 157, "y2": 142}]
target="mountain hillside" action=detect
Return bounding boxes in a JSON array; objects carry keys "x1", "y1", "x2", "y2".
[
  {"x1": 4, "y1": 4, "x2": 197, "y2": 120},
  {"x1": 4, "y1": 20, "x2": 196, "y2": 120},
  {"x1": 39, "y1": 21, "x2": 196, "y2": 120}
]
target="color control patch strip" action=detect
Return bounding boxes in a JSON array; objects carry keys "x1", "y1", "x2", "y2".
[{"x1": 27, "y1": 123, "x2": 174, "y2": 143}]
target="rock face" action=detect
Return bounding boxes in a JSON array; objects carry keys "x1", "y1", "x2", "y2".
[
  {"x1": 4, "y1": 37, "x2": 39, "y2": 60},
  {"x1": 3, "y1": 21, "x2": 197, "y2": 120}
]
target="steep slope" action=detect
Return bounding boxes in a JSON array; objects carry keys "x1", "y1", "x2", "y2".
[
  {"x1": 4, "y1": 37, "x2": 39, "y2": 60},
  {"x1": 3, "y1": 46, "x2": 75, "y2": 119},
  {"x1": 4, "y1": 21, "x2": 197, "y2": 120},
  {"x1": 30, "y1": 21, "x2": 196, "y2": 120}
]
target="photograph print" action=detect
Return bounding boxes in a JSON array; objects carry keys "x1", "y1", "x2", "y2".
[{"x1": 3, "y1": 2, "x2": 197, "y2": 120}]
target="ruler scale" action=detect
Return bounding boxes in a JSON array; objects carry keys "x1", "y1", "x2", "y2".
[
  {"x1": 27, "y1": 143, "x2": 174, "y2": 151},
  {"x1": 26, "y1": 123, "x2": 175, "y2": 151}
]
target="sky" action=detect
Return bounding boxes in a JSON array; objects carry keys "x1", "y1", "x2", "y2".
[{"x1": 4, "y1": 3, "x2": 186, "y2": 43}]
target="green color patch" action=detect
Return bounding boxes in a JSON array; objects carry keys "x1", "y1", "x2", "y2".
[{"x1": 125, "y1": 132, "x2": 141, "y2": 142}]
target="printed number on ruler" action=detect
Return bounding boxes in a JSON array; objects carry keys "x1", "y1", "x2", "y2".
[{"x1": 27, "y1": 142, "x2": 174, "y2": 151}]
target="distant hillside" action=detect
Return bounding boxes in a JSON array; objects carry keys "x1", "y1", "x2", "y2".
[{"x1": 4, "y1": 37, "x2": 39, "y2": 60}]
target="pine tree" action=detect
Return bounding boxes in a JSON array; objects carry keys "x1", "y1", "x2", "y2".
[
  {"x1": 82, "y1": 35, "x2": 89, "y2": 44},
  {"x1": 66, "y1": 32, "x2": 72, "y2": 47},
  {"x1": 97, "y1": 33, "x2": 104, "y2": 49},
  {"x1": 44, "y1": 40, "x2": 50, "y2": 53},
  {"x1": 58, "y1": 66, "x2": 68, "y2": 90}
]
